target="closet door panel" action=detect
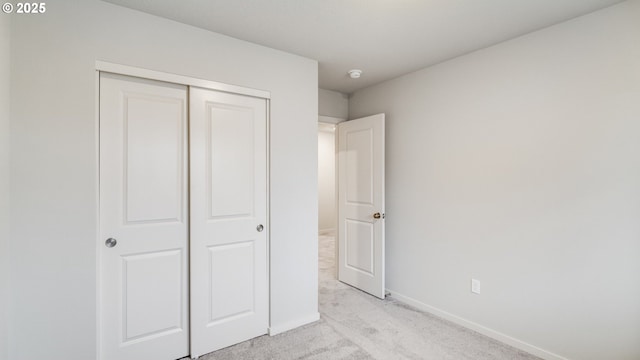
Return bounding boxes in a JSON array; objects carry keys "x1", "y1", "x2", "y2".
[
  {"x1": 190, "y1": 87, "x2": 268, "y2": 358},
  {"x1": 208, "y1": 104, "x2": 255, "y2": 218},
  {"x1": 99, "y1": 73, "x2": 189, "y2": 360}
]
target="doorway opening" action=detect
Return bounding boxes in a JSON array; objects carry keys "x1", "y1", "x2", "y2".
[
  {"x1": 318, "y1": 114, "x2": 386, "y2": 299},
  {"x1": 318, "y1": 122, "x2": 338, "y2": 282}
]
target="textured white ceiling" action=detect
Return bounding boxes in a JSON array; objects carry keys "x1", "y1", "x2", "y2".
[{"x1": 102, "y1": 0, "x2": 624, "y2": 94}]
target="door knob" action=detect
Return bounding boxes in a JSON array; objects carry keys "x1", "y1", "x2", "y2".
[
  {"x1": 256, "y1": 224, "x2": 264, "y2": 232},
  {"x1": 105, "y1": 238, "x2": 117, "y2": 248},
  {"x1": 373, "y1": 212, "x2": 382, "y2": 219}
]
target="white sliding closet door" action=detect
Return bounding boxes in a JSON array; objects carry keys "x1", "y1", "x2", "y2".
[
  {"x1": 99, "y1": 73, "x2": 190, "y2": 360},
  {"x1": 189, "y1": 88, "x2": 269, "y2": 358}
]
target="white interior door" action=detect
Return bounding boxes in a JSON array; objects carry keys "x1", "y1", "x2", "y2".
[
  {"x1": 189, "y1": 87, "x2": 268, "y2": 358},
  {"x1": 337, "y1": 114, "x2": 385, "y2": 299},
  {"x1": 99, "y1": 73, "x2": 189, "y2": 360}
]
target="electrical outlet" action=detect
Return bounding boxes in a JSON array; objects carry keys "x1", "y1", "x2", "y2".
[{"x1": 471, "y1": 279, "x2": 481, "y2": 294}]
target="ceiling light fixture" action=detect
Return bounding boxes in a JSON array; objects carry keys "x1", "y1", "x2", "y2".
[{"x1": 348, "y1": 69, "x2": 362, "y2": 79}]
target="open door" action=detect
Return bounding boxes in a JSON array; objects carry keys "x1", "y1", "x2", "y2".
[{"x1": 337, "y1": 113, "x2": 385, "y2": 299}]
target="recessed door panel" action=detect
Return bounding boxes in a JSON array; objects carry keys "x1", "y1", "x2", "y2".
[
  {"x1": 346, "y1": 129, "x2": 374, "y2": 205},
  {"x1": 122, "y1": 249, "x2": 184, "y2": 341},
  {"x1": 208, "y1": 242, "x2": 255, "y2": 324},
  {"x1": 208, "y1": 104, "x2": 254, "y2": 219},
  {"x1": 345, "y1": 220, "x2": 374, "y2": 275},
  {"x1": 125, "y1": 94, "x2": 184, "y2": 224}
]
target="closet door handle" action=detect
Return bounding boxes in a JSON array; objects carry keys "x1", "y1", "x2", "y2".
[
  {"x1": 256, "y1": 224, "x2": 264, "y2": 232},
  {"x1": 105, "y1": 238, "x2": 117, "y2": 248}
]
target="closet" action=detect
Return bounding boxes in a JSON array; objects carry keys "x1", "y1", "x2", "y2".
[{"x1": 99, "y1": 72, "x2": 268, "y2": 360}]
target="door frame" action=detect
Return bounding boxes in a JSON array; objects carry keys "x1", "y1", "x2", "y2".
[{"x1": 94, "y1": 61, "x2": 271, "y2": 360}]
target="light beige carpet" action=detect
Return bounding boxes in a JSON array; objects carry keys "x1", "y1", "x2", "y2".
[{"x1": 196, "y1": 234, "x2": 540, "y2": 360}]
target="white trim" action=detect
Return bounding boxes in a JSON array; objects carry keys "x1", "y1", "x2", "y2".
[
  {"x1": 386, "y1": 289, "x2": 569, "y2": 360},
  {"x1": 266, "y1": 99, "x2": 272, "y2": 334},
  {"x1": 94, "y1": 70, "x2": 102, "y2": 360},
  {"x1": 318, "y1": 122, "x2": 336, "y2": 133},
  {"x1": 268, "y1": 312, "x2": 320, "y2": 336},
  {"x1": 318, "y1": 115, "x2": 346, "y2": 125},
  {"x1": 318, "y1": 228, "x2": 335, "y2": 235},
  {"x1": 95, "y1": 61, "x2": 270, "y2": 99}
]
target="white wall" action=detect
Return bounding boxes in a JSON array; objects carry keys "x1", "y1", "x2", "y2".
[
  {"x1": 9, "y1": 2, "x2": 318, "y2": 359},
  {"x1": 318, "y1": 125, "x2": 336, "y2": 233},
  {"x1": 319, "y1": 88, "x2": 348, "y2": 119},
  {"x1": 0, "y1": 12, "x2": 10, "y2": 360},
  {"x1": 349, "y1": 2, "x2": 640, "y2": 359}
]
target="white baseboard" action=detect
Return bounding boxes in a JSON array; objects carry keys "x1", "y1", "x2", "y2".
[
  {"x1": 268, "y1": 312, "x2": 320, "y2": 336},
  {"x1": 386, "y1": 289, "x2": 568, "y2": 360}
]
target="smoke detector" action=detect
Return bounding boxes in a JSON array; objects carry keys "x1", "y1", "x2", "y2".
[{"x1": 348, "y1": 69, "x2": 362, "y2": 79}]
